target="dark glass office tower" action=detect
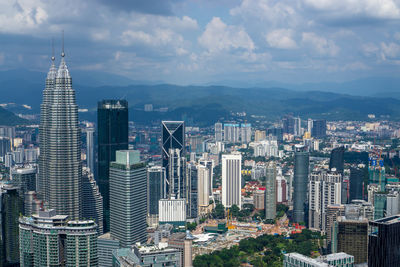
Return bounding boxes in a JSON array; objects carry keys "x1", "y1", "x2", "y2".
[
  {"x1": 368, "y1": 215, "x2": 400, "y2": 267},
  {"x1": 282, "y1": 115, "x2": 295, "y2": 134},
  {"x1": 350, "y1": 167, "x2": 364, "y2": 201},
  {"x1": 187, "y1": 163, "x2": 198, "y2": 219},
  {"x1": 161, "y1": 121, "x2": 185, "y2": 197},
  {"x1": 147, "y1": 166, "x2": 166, "y2": 216},
  {"x1": 97, "y1": 100, "x2": 128, "y2": 232},
  {"x1": 329, "y1": 146, "x2": 345, "y2": 174},
  {"x1": 312, "y1": 119, "x2": 327, "y2": 138},
  {"x1": 1, "y1": 186, "x2": 23, "y2": 266},
  {"x1": 293, "y1": 145, "x2": 309, "y2": 224},
  {"x1": 336, "y1": 217, "x2": 368, "y2": 264}
]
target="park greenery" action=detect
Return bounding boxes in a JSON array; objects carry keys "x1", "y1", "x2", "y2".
[{"x1": 193, "y1": 229, "x2": 324, "y2": 267}]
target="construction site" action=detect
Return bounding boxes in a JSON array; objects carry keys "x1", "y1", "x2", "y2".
[{"x1": 192, "y1": 211, "x2": 305, "y2": 257}]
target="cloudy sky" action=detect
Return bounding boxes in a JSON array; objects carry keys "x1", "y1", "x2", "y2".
[{"x1": 1, "y1": 0, "x2": 400, "y2": 85}]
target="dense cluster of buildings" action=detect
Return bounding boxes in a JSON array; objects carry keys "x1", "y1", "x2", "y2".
[{"x1": 0, "y1": 50, "x2": 400, "y2": 267}]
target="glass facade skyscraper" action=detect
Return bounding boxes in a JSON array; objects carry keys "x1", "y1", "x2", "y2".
[
  {"x1": 38, "y1": 51, "x2": 82, "y2": 219},
  {"x1": 1, "y1": 186, "x2": 23, "y2": 266},
  {"x1": 109, "y1": 150, "x2": 147, "y2": 247},
  {"x1": 312, "y1": 119, "x2": 327, "y2": 138},
  {"x1": 147, "y1": 166, "x2": 166, "y2": 216},
  {"x1": 265, "y1": 163, "x2": 277, "y2": 220},
  {"x1": 97, "y1": 99, "x2": 128, "y2": 232},
  {"x1": 293, "y1": 145, "x2": 309, "y2": 224},
  {"x1": 161, "y1": 121, "x2": 185, "y2": 198},
  {"x1": 329, "y1": 146, "x2": 345, "y2": 174},
  {"x1": 368, "y1": 215, "x2": 400, "y2": 267}
]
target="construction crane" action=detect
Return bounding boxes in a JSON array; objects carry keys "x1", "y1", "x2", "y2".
[{"x1": 226, "y1": 209, "x2": 236, "y2": 230}]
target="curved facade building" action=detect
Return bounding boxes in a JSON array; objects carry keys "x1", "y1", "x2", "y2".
[
  {"x1": 293, "y1": 145, "x2": 309, "y2": 223},
  {"x1": 38, "y1": 52, "x2": 82, "y2": 219}
]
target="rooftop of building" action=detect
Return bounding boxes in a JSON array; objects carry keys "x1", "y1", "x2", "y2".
[
  {"x1": 324, "y1": 252, "x2": 354, "y2": 261},
  {"x1": 371, "y1": 215, "x2": 400, "y2": 225},
  {"x1": 284, "y1": 253, "x2": 330, "y2": 266}
]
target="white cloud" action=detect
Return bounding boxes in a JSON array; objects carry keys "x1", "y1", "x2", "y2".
[
  {"x1": 362, "y1": 43, "x2": 379, "y2": 56},
  {"x1": 230, "y1": 0, "x2": 297, "y2": 27},
  {"x1": 381, "y1": 42, "x2": 400, "y2": 59},
  {"x1": 302, "y1": 32, "x2": 339, "y2": 56},
  {"x1": 91, "y1": 30, "x2": 110, "y2": 41},
  {"x1": 198, "y1": 17, "x2": 255, "y2": 53},
  {"x1": 0, "y1": 0, "x2": 49, "y2": 33},
  {"x1": 266, "y1": 29, "x2": 297, "y2": 49},
  {"x1": 303, "y1": 0, "x2": 400, "y2": 20}
]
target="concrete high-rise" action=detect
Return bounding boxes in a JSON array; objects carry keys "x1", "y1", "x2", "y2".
[
  {"x1": 335, "y1": 214, "x2": 368, "y2": 264},
  {"x1": 265, "y1": 163, "x2": 277, "y2": 220},
  {"x1": 82, "y1": 168, "x2": 104, "y2": 234},
  {"x1": 162, "y1": 121, "x2": 185, "y2": 197},
  {"x1": 97, "y1": 99, "x2": 128, "y2": 232},
  {"x1": 293, "y1": 145, "x2": 309, "y2": 223},
  {"x1": 38, "y1": 49, "x2": 82, "y2": 219},
  {"x1": 197, "y1": 164, "x2": 210, "y2": 207},
  {"x1": 241, "y1": 123, "x2": 252, "y2": 143},
  {"x1": 222, "y1": 153, "x2": 242, "y2": 208},
  {"x1": 110, "y1": 150, "x2": 147, "y2": 247},
  {"x1": 86, "y1": 128, "x2": 95, "y2": 174},
  {"x1": 19, "y1": 209, "x2": 98, "y2": 267},
  {"x1": 199, "y1": 159, "x2": 213, "y2": 196},
  {"x1": 308, "y1": 171, "x2": 342, "y2": 232},
  {"x1": 307, "y1": 118, "x2": 313, "y2": 134},
  {"x1": 224, "y1": 123, "x2": 240, "y2": 143},
  {"x1": 215, "y1": 122, "x2": 223, "y2": 142}
]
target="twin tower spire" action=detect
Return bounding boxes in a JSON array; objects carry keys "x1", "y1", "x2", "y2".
[
  {"x1": 47, "y1": 35, "x2": 70, "y2": 80},
  {"x1": 39, "y1": 34, "x2": 81, "y2": 219}
]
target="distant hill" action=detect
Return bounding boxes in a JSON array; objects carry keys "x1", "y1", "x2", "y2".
[
  {"x1": 1, "y1": 69, "x2": 400, "y2": 125},
  {"x1": 0, "y1": 106, "x2": 29, "y2": 126}
]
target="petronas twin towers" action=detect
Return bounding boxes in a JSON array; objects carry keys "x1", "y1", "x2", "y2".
[{"x1": 38, "y1": 50, "x2": 82, "y2": 219}]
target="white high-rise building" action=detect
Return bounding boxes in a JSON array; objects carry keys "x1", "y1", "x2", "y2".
[
  {"x1": 197, "y1": 164, "x2": 209, "y2": 207},
  {"x1": 222, "y1": 153, "x2": 242, "y2": 208},
  {"x1": 224, "y1": 124, "x2": 240, "y2": 143},
  {"x1": 309, "y1": 171, "x2": 342, "y2": 232},
  {"x1": 199, "y1": 159, "x2": 213, "y2": 196},
  {"x1": 307, "y1": 118, "x2": 313, "y2": 134},
  {"x1": 294, "y1": 117, "x2": 301, "y2": 137}
]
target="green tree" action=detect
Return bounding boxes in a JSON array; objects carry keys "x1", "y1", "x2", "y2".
[
  {"x1": 230, "y1": 204, "x2": 240, "y2": 217},
  {"x1": 186, "y1": 222, "x2": 197, "y2": 231},
  {"x1": 213, "y1": 203, "x2": 225, "y2": 219}
]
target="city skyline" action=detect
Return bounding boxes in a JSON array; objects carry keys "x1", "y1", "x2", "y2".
[{"x1": 2, "y1": 1, "x2": 400, "y2": 266}]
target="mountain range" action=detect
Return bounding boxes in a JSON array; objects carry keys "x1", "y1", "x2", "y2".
[{"x1": 0, "y1": 69, "x2": 400, "y2": 125}]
